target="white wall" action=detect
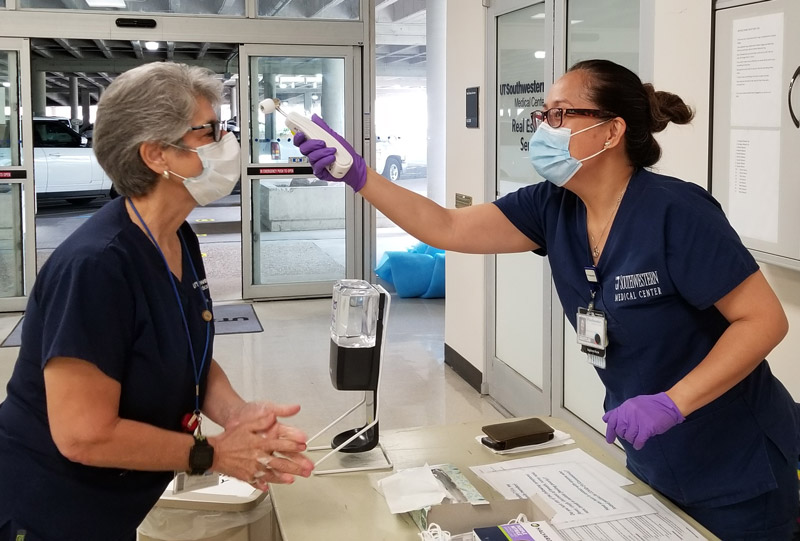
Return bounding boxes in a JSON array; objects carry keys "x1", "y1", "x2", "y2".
[
  {"x1": 443, "y1": 0, "x2": 487, "y2": 372},
  {"x1": 650, "y1": 0, "x2": 799, "y2": 401},
  {"x1": 444, "y1": 0, "x2": 800, "y2": 403}
]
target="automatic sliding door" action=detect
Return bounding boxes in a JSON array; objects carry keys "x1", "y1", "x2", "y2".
[
  {"x1": 0, "y1": 39, "x2": 34, "y2": 312},
  {"x1": 240, "y1": 45, "x2": 359, "y2": 299}
]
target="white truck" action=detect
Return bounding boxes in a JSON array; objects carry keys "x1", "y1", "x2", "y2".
[
  {"x1": 0, "y1": 117, "x2": 113, "y2": 204},
  {"x1": 32, "y1": 117, "x2": 113, "y2": 204},
  {"x1": 375, "y1": 135, "x2": 406, "y2": 182}
]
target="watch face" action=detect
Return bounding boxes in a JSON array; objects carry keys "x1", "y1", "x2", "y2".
[{"x1": 190, "y1": 441, "x2": 214, "y2": 473}]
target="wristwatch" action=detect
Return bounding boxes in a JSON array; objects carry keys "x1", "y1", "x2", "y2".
[{"x1": 188, "y1": 434, "x2": 214, "y2": 475}]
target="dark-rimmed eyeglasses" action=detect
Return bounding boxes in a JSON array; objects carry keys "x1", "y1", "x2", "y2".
[
  {"x1": 530, "y1": 108, "x2": 617, "y2": 132},
  {"x1": 189, "y1": 120, "x2": 222, "y2": 142}
]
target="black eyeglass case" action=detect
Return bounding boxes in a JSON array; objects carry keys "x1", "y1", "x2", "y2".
[{"x1": 481, "y1": 417, "x2": 555, "y2": 451}]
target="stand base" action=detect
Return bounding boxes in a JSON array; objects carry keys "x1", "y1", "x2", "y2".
[
  {"x1": 308, "y1": 442, "x2": 393, "y2": 476},
  {"x1": 331, "y1": 424, "x2": 379, "y2": 453}
]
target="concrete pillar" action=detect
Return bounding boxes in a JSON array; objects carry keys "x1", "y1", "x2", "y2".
[
  {"x1": 426, "y1": 0, "x2": 446, "y2": 205},
  {"x1": 320, "y1": 58, "x2": 345, "y2": 135},
  {"x1": 80, "y1": 89, "x2": 91, "y2": 128},
  {"x1": 229, "y1": 85, "x2": 238, "y2": 121},
  {"x1": 69, "y1": 76, "x2": 79, "y2": 124},
  {"x1": 31, "y1": 71, "x2": 47, "y2": 116}
]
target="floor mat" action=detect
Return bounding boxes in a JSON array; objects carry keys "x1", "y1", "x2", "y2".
[
  {"x1": 213, "y1": 303, "x2": 263, "y2": 334},
  {"x1": 0, "y1": 317, "x2": 23, "y2": 347},
  {"x1": 0, "y1": 304, "x2": 262, "y2": 347}
]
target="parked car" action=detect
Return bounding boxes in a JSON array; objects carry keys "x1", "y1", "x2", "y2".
[
  {"x1": 376, "y1": 136, "x2": 406, "y2": 182},
  {"x1": 32, "y1": 117, "x2": 112, "y2": 204}
]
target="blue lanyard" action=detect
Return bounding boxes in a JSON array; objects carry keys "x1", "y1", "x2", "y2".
[{"x1": 128, "y1": 198, "x2": 211, "y2": 414}]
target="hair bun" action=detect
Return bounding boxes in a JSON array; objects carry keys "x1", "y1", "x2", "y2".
[{"x1": 643, "y1": 83, "x2": 694, "y2": 133}]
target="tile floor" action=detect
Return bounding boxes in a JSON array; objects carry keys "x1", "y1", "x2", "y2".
[{"x1": 0, "y1": 295, "x2": 505, "y2": 442}]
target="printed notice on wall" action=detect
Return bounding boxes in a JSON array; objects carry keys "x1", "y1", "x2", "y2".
[
  {"x1": 731, "y1": 12, "x2": 784, "y2": 128},
  {"x1": 728, "y1": 129, "x2": 780, "y2": 243}
]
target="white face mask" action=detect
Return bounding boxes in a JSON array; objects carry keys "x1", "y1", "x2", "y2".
[{"x1": 169, "y1": 131, "x2": 241, "y2": 206}]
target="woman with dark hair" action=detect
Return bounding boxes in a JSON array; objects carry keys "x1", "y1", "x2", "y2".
[
  {"x1": 0, "y1": 62, "x2": 313, "y2": 540},
  {"x1": 293, "y1": 59, "x2": 799, "y2": 539}
]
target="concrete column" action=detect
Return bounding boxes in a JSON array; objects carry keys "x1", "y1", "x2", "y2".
[
  {"x1": 80, "y1": 89, "x2": 91, "y2": 128},
  {"x1": 426, "y1": 0, "x2": 446, "y2": 205},
  {"x1": 69, "y1": 76, "x2": 79, "y2": 124},
  {"x1": 229, "y1": 85, "x2": 238, "y2": 121},
  {"x1": 320, "y1": 58, "x2": 345, "y2": 135},
  {"x1": 31, "y1": 71, "x2": 47, "y2": 116}
]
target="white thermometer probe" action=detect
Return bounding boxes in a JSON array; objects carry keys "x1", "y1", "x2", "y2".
[{"x1": 258, "y1": 98, "x2": 353, "y2": 179}]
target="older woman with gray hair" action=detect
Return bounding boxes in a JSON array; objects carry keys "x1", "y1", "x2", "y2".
[{"x1": 0, "y1": 62, "x2": 313, "y2": 541}]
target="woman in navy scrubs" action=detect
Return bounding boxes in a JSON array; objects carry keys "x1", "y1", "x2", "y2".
[
  {"x1": 293, "y1": 59, "x2": 799, "y2": 540},
  {"x1": 0, "y1": 63, "x2": 313, "y2": 541}
]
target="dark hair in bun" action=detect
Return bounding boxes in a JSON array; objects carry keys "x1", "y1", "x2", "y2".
[{"x1": 568, "y1": 59, "x2": 694, "y2": 167}]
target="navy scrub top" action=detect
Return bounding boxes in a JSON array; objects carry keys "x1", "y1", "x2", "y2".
[
  {"x1": 494, "y1": 168, "x2": 798, "y2": 508},
  {"x1": 0, "y1": 196, "x2": 214, "y2": 540}
]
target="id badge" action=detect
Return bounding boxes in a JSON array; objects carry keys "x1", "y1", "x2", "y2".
[{"x1": 576, "y1": 307, "x2": 607, "y2": 349}]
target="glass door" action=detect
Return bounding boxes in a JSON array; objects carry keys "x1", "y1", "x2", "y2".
[
  {"x1": 486, "y1": 1, "x2": 553, "y2": 416},
  {"x1": 239, "y1": 44, "x2": 361, "y2": 299},
  {"x1": 0, "y1": 38, "x2": 34, "y2": 312}
]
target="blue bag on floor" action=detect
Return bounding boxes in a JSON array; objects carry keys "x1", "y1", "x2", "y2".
[{"x1": 375, "y1": 243, "x2": 445, "y2": 298}]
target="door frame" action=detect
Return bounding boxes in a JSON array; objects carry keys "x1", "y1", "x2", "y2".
[
  {"x1": 484, "y1": 0, "x2": 556, "y2": 417},
  {"x1": 239, "y1": 43, "x2": 364, "y2": 300},
  {"x1": 0, "y1": 37, "x2": 35, "y2": 312}
]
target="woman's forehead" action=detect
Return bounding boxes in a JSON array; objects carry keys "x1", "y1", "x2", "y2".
[{"x1": 545, "y1": 71, "x2": 593, "y2": 108}]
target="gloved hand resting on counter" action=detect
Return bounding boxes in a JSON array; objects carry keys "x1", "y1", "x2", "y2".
[
  {"x1": 603, "y1": 392, "x2": 685, "y2": 450},
  {"x1": 293, "y1": 114, "x2": 367, "y2": 192}
]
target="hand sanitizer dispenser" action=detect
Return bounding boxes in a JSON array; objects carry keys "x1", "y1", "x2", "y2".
[
  {"x1": 330, "y1": 280, "x2": 381, "y2": 390},
  {"x1": 308, "y1": 280, "x2": 393, "y2": 472}
]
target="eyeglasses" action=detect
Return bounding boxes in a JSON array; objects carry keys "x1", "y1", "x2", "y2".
[
  {"x1": 530, "y1": 108, "x2": 617, "y2": 132},
  {"x1": 189, "y1": 120, "x2": 222, "y2": 142}
]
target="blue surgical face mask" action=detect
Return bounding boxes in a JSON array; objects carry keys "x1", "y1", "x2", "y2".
[{"x1": 528, "y1": 120, "x2": 611, "y2": 187}]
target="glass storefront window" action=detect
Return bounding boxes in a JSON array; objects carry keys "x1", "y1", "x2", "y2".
[
  {"x1": 20, "y1": 0, "x2": 244, "y2": 16},
  {"x1": 567, "y1": 0, "x2": 640, "y2": 73},
  {"x1": 258, "y1": 0, "x2": 358, "y2": 20}
]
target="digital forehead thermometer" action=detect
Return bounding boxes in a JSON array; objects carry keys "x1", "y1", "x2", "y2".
[{"x1": 258, "y1": 98, "x2": 353, "y2": 179}]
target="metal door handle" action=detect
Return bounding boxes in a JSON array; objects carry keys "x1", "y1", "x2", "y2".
[{"x1": 789, "y1": 65, "x2": 800, "y2": 128}]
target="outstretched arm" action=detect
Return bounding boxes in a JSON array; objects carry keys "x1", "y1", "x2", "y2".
[{"x1": 294, "y1": 115, "x2": 538, "y2": 254}]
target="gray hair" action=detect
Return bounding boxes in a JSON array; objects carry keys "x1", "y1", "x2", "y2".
[{"x1": 93, "y1": 62, "x2": 223, "y2": 197}]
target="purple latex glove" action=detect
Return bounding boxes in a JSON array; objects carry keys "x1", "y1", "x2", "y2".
[
  {"x1": 292, "y1": 114, "x2": 367, "y2": 192},
  {"x1": 602, "y1": 392, "x2": 685, "y2": 450}
]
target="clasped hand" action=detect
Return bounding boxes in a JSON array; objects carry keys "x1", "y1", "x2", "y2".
[
  {"x1": 209, "y1": 401, "x2": 314, "y2": 491},
  {"x1": 602, "y1": 392, "x2": 684, "y2": 450}
]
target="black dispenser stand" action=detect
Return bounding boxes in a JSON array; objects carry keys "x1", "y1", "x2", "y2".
[{"x1": 307, "y1": 284, "x2": 393, "y2": 475}]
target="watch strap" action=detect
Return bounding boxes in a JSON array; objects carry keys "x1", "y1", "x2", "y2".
[{"x1": 188, "y1": 434, "x2": 214, "y2": 475}]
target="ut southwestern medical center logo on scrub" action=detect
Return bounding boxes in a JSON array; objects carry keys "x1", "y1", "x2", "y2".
[{"x1": 614, "y1": 271, "x2": 663, "y2": 302}]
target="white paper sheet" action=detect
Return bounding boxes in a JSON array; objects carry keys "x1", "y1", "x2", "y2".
[
  {"x1": 376, "y1": 464, "x2": 448, "y2": 514},
  {"x1": 474, "y1": 429, "x2": 575, "y2": 455},
  {"x1": 478, "y1": 462, "x2": 655, "y2": 528},
  {"x1": 471, "y1": 448, "x2": 633, "y2": 488},
  {"x1": 556, "y1": 494, "x2": 705, "y2": 540},
  {"x1": 731, "y1": 12, "x2": 784, "y2": 128},
  {"x1": 728, "y1": 128, "x2": 780, "y2": 243}
]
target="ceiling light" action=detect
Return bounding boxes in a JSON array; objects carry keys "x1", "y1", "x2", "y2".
[
  {"x1": 85, "y1": 0, "x2": 127, "y2": 7},
  {"x1": 531, "y1": 13, "x2": 545, "y2": 19},
  {"x1": 144, "y1": 41, "x2": 159, "y2": 51},
  {"x1": 570, "y1": 19, "x2": 583, "y2": 24},
  {"x1": 534, "y1": 51, "x2": 546, "y2": 59}
]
